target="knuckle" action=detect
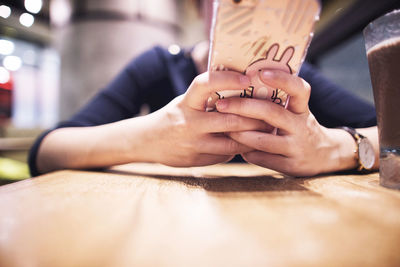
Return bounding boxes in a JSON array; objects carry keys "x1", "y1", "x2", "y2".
[
  {"x1": 166, "y1": 110, "x2": 191, "y2": 136},
  {"x1": 280, "y1": 72, "x2": 291, "y2": 85},
  {"x1": 224, "y1": 114, "x2": 239, "y2": 130},
  {"x1": 225, "y1": 139, "x2": 240, "y2": 154},
  {"x1": 192, "y1": 74, "x2": 204, "y2": 87},
  {"x1": 273, "y1": 70, "x2": 290, "y2": 86},
  {"x1": 301, "y1": 79, "x2": 311, "y2": 97},
  {"x1": 170, "y1": 113, "x2": 185, "y2": 130}
]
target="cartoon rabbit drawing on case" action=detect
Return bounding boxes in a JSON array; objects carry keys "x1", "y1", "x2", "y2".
[
  {"x1": 245, "y1": 43, "x2": 295, "y2": 107},
  {"x1": 206, "y1": 43, "x2": 295, "y2": 111}
]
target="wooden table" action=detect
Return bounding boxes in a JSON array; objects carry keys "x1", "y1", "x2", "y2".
[{"x1": 0, "y1": 163, "x2": 399, "y2": 267}]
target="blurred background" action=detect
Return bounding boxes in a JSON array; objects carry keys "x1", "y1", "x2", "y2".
[{"x1": 0, "y1": 0, "x2": 399, "y2": 182}]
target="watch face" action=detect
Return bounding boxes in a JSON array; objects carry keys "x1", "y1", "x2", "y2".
[{"x1": 359, "y1": 138, "x2": 375, "y2": 169}]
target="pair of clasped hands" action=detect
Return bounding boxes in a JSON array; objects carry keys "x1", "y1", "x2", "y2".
[{"x1": 146, "y1": 65, "x2": 337, "y2": 177}]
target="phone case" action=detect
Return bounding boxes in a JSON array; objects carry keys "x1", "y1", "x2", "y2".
[{"x1": 207, "y1": 0, "x2": 321, "y2": 110}]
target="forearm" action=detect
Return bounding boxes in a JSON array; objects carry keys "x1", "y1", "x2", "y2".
[
  {"x1": 36, "y1": 116, "x2": 152, "y2": 174},
  {"x1": 35, "y1": 70, "x2": 264, "y2": 174}
]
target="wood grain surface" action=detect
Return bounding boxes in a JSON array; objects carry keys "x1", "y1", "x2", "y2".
[{"x1": 0, "y1": 163, "x2": 399, "y2": 267}]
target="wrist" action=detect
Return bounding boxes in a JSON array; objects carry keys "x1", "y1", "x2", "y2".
[
  {"x1": 119, "y1": 115, "x2": 157, "y2": 164},
  {"x1": 326, "y1": 128, "x2": 359, "y2": 172}
]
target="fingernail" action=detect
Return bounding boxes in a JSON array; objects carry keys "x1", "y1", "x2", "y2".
[
  {"x1": 216, "y1": 99, "x2": 228, "y2": 110},
  {"x1": 239, "y1": 75, "x2": 250, "y2": 85},
  {"x1": 261, "y1": 70, "x2": 274, "y2": 79}
]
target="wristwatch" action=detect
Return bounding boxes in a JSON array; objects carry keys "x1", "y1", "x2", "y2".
[{"x1": 339, "y1": 126, "x2": 376, "y2": 171}]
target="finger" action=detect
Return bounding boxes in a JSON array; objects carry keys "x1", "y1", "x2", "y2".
[
  {"x1": 215, "y1": 97, "x2": 296, "y2": 133},
  {"x1": 199, "y1": 111, "x2": 269, "y2": 133},
  {"x1": 259, "y1": 70, "x2": 311, "y2": 114},
  {"x1": 242, "y1": 151, "x2": 296, "y2": 176},
  {"x1": 229, "y1": 131, "x2": 292, "y2": 156},
  {"x1": 197, "y1": 135, "x2": 253, "y2": 155},
  {"x1": 184, "y1": 71, "x2": 251, "y2": 110},
  {"x1": 193, "y1": 154, "x2": 234, "y2": 166}
]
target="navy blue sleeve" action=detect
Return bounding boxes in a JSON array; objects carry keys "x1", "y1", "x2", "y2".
[
  {"x1": 300, "y1": 62, "x2": 377, "y2": 128},
  {"x1": 64, "y1": 47, "x2": 169, "y2": 127},
  {"x1": 28, "y1": 46, "x2": 173, "y2": 176}
]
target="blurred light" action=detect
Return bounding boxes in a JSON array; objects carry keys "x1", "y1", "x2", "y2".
[
  {"x1": 24, "y1": 0, "x2": 42, "y2": 14},
  {"x1": 50, "y1": 0, "x2": 72, "y2": 27},
  {"x1": 0, "y1": 40, "x2": 15, "y2": 55},
  {"x1": 23, "y1": 50, "x2": 36, "y2": 65},
  {"x1": 0, "y1": 67, "x2": 10, "y2": 84},
  {"x1": 168, "y1": 44, "x2": 181, "y2": 55},
  {"x1": 3, "y1": 56, "x2": 22, "y2": 71},
  {"x1": 0, "y1": 5, "x2": 11, "y2": 19},
  {"x1": 19, "y1": 13, "x2": 34, "y2": 27}
]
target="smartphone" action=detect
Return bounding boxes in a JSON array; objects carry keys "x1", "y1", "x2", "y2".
[{"x1": 207, "y1": 0, "x2": 321, "y2": 110}]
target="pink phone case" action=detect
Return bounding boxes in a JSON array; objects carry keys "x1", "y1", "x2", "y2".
[{"x1": 207, "y1": 0, "x2": 321, "y2": 111}]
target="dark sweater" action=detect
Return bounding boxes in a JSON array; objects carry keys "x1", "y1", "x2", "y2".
[{"x1": 28, "y1": 46, "x2": 376, "y2": 176}]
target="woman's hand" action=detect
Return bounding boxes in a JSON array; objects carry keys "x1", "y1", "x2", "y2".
[
  {"x1": 128, "y1": 71, "x2": 268, "y2": 167},
  {"x1": 215, "y1": 70, "x2": 360, "y2": 176},
  {"x1": 37, "y1": 71, "x2": 268, "y2": 174}
]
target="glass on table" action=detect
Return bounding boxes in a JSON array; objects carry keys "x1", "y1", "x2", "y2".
[{"x1": 364, "y1": 10, "x2": 400, "y2": 189}]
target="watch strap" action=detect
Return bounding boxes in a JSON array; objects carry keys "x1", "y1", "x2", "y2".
[{"x1": 339, "y1": 126, "x2": 365, "y2": 141}]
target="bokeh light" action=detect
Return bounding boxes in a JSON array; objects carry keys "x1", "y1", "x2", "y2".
[{"x1": 19, "y1": 13, "x2": 35, "y2": 27}]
